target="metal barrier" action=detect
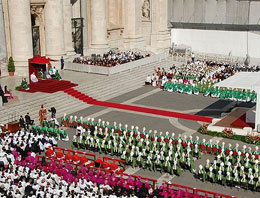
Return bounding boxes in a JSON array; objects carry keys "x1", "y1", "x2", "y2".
[{"x1": 53, "y1": 147, "x2": 96, "y2": 161}]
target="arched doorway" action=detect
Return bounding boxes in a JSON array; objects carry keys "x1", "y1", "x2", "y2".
[
  {"x1": 30, "y1": 5, "x2": 46, "y2": 56},
  {"x1": 31, "y1": 14, "x2": 41, "y2": 55}
]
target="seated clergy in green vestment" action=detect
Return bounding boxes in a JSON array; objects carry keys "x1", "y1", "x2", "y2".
[{"x1": 21, "y1": 78, "x2": 30, "y2": 90}]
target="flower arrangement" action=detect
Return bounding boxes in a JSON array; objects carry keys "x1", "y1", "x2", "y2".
[
  {"x1": 222, "y1": 128, "x2": 233, "y2": 138},
  {"x1": 245, "y1": 134, "x2": 260, "y2": 145},
  {"x1": 199, "y1": 123, "x2": 208, "y2": 134}
]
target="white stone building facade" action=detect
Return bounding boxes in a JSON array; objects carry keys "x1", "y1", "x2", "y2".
[{"x1": 0, "y1": 0, "x2": 171, "y2": 76}]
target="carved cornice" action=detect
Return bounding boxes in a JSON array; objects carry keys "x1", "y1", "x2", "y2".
[{"x1": 30, "y1": 0, "x2": 46, "y2": 6}]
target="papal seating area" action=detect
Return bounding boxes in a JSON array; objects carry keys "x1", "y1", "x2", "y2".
[
  {"x1": 73, "y1": 50, "x2": 150, "y2": 67},
  {"x1": 0, "y1": 126, "x2": 235, "y2": 198}
]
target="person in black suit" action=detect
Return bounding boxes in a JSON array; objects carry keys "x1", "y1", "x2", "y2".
[
  {"x1": 19, "y1": 116, "x2": 25, "y2": 130},
  {"x1": 25, "y1": 113, "x2": 34, "y2": 130},
  {"x1": 0, "y1": 84, "x2": 8, "y2": 106},
  {"x1": 48, "y1": 107, "x2": 56, "y2": 118}
]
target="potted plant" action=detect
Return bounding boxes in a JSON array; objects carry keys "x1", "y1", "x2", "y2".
[{"x1": 8, "y1": 57, "x2": 15, "y2": 76}]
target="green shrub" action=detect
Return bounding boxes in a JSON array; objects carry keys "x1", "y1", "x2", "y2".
[{"x1": 8, "y1": 57, "x2": 15, "y2": 72}]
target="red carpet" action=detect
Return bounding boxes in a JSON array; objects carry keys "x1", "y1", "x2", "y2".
[
  {"x1": 19, "y1": 80, "x2": 78, "y2": 93},
  {"x1": 64, "y1": 88, "x2": 213, "y2": 123},
  {"x1": 231, "y1": 114, "x2": 255, "y2": 128}
]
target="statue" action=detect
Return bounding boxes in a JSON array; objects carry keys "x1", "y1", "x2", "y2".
[{"x1": 142, "y1": 0, "x2": 150, "y2": 20}]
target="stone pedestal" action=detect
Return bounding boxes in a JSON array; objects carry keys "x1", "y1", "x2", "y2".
[
  {"x1": 123, "y1": 0, "x2": 145, "y2": 50},
  {"x1": 45, "y1": 0, "x2": 66, "y2": 60},
  {"x1": 63, "y1": 0, "x2": 75, "y2": 56},
  {"x1": 8, "y1": 0, "x2": 33, "y2": 76},
  {"x1": 90, "y1": 0, "x2": 109, "y2": 54}
]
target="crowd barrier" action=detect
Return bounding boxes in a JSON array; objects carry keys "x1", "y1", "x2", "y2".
[
  {"x1": 53, "y1": 147, "x2": 96, "y2": 161},
  {"x1": 64, "y1": 53, "x2": 168, "y2": 75},
  {"x1": 52, "y1": 147, "x2": 126, "y2": 170}
]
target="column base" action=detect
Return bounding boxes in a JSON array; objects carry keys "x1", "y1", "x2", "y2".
[
  {"x1": 87, "y1": 44, "x2": 110, "y2": 55},
  {"x1": 66, "y1": 50, "x2": 76, "y2": 56},
  {"x1": 83, "y1": 47, "x2": 89, "y2": 57},
  {"x1": 46, "y1": 54, "x2": 66, "y2": 61},
  {"x1": 0, "y1": 61, "x2": 8, "y2": 77},
  {"x1": 123, "y1": 36, "x2": 146, "y2": 51},
  {"x1": 150, "y1": 30, "x2": 171, "y2": 54},
  {"x1": 13, "y1": 61, "x2": 29, "y2": 79}
]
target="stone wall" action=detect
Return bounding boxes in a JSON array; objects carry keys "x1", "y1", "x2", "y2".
[
  {"x1": 171, "y1": 28, "x2": 260, "y2": 64},
  {"x1": 169, "y1": 0, "x2": 260, "y2": 25}
]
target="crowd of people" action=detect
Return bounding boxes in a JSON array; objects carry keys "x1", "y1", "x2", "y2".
[
  {"x1": 197, "y1": 149, "x2": 260, "y2": 191},
  {"x1": 0, "y1": 126, "x2": 223, "y2": 198},
  {"x1": 73, "y1": 50, "x2": 150, "y2": 67},
  {"x1": 65, "y1": 115, "x2": 260, "y2": 184},
  {"x1": 72, "y1": 121, "x2": 196, "y2": 176},
  {"x1": 145, "y1": 61, "x2": 260, "y2": 102}
]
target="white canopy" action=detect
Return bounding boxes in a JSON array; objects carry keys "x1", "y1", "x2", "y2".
[{"x1": 214, "y1": 72, "x2": 260, "y2": 91}]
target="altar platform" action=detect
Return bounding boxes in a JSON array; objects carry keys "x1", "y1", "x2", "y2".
[{"x1": 19, "y1": 80, "x2": 78, "y2": 94}]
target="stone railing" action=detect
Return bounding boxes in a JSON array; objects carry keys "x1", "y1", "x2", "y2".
[{"x1": 64, "y1": 53, "x2": 168, "y2": 75}]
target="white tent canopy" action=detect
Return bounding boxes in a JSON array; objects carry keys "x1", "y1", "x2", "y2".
[{"x1": 214, "y1": 72, "x2": 260, "y2": 91}]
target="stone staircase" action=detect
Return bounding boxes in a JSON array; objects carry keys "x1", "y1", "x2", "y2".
[
  {"x1": 73, "y1": 58, "x2": 176, "y2": 101},
  {"x1": 0, "y1": 57, "x2": 177, "y2": 125}
]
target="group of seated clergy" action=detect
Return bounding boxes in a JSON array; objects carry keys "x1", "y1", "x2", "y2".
[
  {"x1": 0, "y1": 121, "x2": 225, "y2": 198},
  {"x1": 73, "y1": 50, "x2": 150, "y2": 67},
  {"x1": 145, "y1": 60, "x2": 259, "y2": 103},
  {"x1": 64, "y1": 115, "x2": 260, "y2": 181},
  {"x1": 197, "y1": 149, "x2": 260, "y2": 191},
  {"x1": 20, "y1": 66, "x2": 62, "y2": 90}
]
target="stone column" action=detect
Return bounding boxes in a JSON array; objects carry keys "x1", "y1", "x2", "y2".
[
  {"x1": 151, "y1": 0, "x2": 171, "y2": 53},
  {"x1": 63, "y1": 0, "x2": 75, "y2": 56},
  {"x1": 216, "y1": 0, "x2": 227, "y2": 24},
  {"x1": 90, "y1": 0, "x2": 109, "y2": 54},
  {"x1": 194, "y1": 0, "x2": 205, "y2": 23},
  {"x1": 172, "y1": 0, "x2": 184, "y2": 22},
  {"x1": 0, "y1": 0, "x2": 6, "y2": 61},
  {"x1": 205, "y1": 0, "x2": 217, "y2": 23},
  {"x1": 123, "y1": 0, "x2": 145, "y2": 50},
  {"x1": 81, "y1": 0, "x2": 88, "y2": 55},
  {"x1": 8, "y1": 0, "x2": 33, "y2": 76},
  {"x1": 183, "y1": 0, "x2": 195, "y2": 22},
  {"x1": 45, "y1": 0, "x2": 65, "y2": 60},
  {"x1": 226, "y1": 0, "x2": 237, "y2": 24}
]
